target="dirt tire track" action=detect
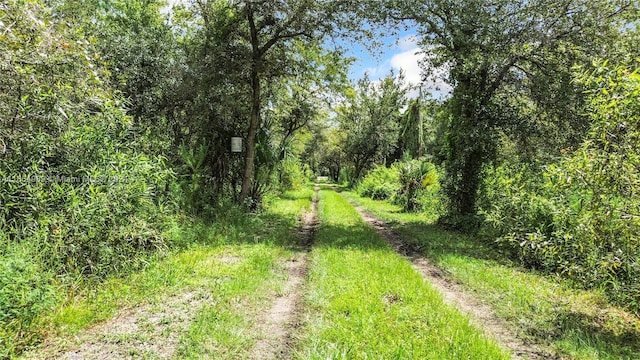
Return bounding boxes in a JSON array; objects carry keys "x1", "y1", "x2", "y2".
[
  {"x1": 249, "y1": 184, "x2": 319, "y2": 360},
  {"x1": 342, "y1": 193, "x2": 554, "y2": 360}
]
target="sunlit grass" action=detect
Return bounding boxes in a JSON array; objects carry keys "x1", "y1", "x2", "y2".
[
  {"x1": 294, "y1": 190, "x2": 509, "y2": 359},
  {"x1": 343, "y1": 190, "x2": 640, "y2": 360}
]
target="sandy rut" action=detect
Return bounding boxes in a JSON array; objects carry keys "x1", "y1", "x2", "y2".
[
  {"x1": 249, "y1": 184, "x2": 319, "y2": 359},
  {"x1": 345, "y1": 192, "x2": 553, "y2": 360}
]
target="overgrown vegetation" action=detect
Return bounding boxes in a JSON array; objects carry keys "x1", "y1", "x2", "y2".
[
  {"x1": 480, "y1": 59, "x2": 640, "y2": 311},
  {"x1": 1, "y1": 0, "x2": 639, "y2": 356},
  {"x1": 17, "y1": 188, "x2": 313, "y2": 359},
  {"x1": 356, "y1": 164, "x2": 399, "y2": 200},
  {"x1": 0, "y1": 2, "x2": 173, "y2": 354}
]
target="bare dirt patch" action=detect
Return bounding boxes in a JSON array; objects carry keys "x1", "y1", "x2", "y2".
[
  {"x1": 218, "y1": 255, "x2": 242, "y2": 264},
  {"x1": 349, "y1": 198, "x2": 554, "y2": 360},
  {"x1": 23, "y1": 290, "x2": 210, "y2": 360},
  {"x1": 249, "y1": 185, "x2": 319, "y2": 360}
]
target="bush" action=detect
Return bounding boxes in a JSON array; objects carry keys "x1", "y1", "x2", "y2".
[
  {"x1": 394, "y1": 159, "x2": 441, "y2": 213},
  {"x1": 357, "y1": 165, "x2": 400, "y2": 200},
  {"x1": 479, "y1": 59, "x2": 640, "y2": 312},
  {"x1": 479, "y1": 163, "x2": 569, "y2": 267},
  {"x1": 0, "y1": 249, "x2": 56, "y2": 357},
  {"x1": 279, "y1": 158, "x2": 306, "y2": 190},
  {"x1": 0, "y1": 3, "x2": 176, "y2": 356},
  {"x1": 301, "y1": 163, "x2": 315, "y2": 183},
  {"x1": 0, "y1": 0, "x2": 174, "y2": 278}
]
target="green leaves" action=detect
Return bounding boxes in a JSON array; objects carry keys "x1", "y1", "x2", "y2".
[
  {"x1": 380, "y1": 0, "x2": 636, "y2": 218},
  {"x1": 479, "y1": 58, "x2": 640, "y2": 313},
  {"x1": 338, "y1": 72, "x2": 409, "y2": 181},
  {"x1": 0, "y1": 2, "x2": 177, "y2": 354},
  {"x1": 357, "y1": 165, "x2": 400, "y2": 200}
]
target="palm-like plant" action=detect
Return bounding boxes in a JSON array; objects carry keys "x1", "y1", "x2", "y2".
[{"x1": 397, "y1": 158, "x2": 438, "y2": 212}]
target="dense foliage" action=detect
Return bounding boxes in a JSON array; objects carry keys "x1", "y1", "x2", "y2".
[
  {"x1": 480, "y1": 59, "x2": 640, "y2": 311},
  {"x1": 0, "y1": 0, "x2": 639, "y2": 356},
  {"x1": 357, "y1": 165, "x2": 399, "y2": 201},
  {"x1": 0, "y1": 0, "x2": 175, "y2": 353},
  {"x1": 374, "y1": 0, "x2": 635, "y2": 220}
]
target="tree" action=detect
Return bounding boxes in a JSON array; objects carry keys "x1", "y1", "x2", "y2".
[
  {"x1": 177, "y1": 0, "x2": 363, "y2": 204},
  {"x1": 391, "y1": 95, "x2": 442, "y2": 162},
  {"x1": 264, "y1": 40, "x2": 351, "y2": 187},
  {"x1": 340, "y1": 72, "x2": 409, "y2": 182},
  {"x1": 377, "y1": 0, "x2": 637, "y2": 219},
  {"x1": 188, "y1": 0, "x2": 360, "y2": 202},
  {"x1": 317, "y1": 127, "x2": 347, "y2": 182}
]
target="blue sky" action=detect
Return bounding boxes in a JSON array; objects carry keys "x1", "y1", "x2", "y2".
[
  {"x1": 162, "y1": 1, "x2": 450, "y2": 99},
  {"x1": 338, "y1": 30, "x2": 451, "y2": 99}
]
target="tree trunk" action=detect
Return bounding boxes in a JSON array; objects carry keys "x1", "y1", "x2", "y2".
[
  {"x1": 456, "y1": 149, "x2": 482, "y2": 215},
  {"x1": 443, "y1": 75, "x2": 488, "y2": 217},
  {"x1": 239, "y1": 67, "x2": 260, "y2": 202},
  {"x1": 353, "y1": 162, "x2": 365, "y2": 183},
  {"x1": 240, "y1": 2, "x2": 260, "y2": 203}
]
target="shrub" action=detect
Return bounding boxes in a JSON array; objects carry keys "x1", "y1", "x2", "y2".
[
  {"x1": 479, "y1": 163, "x2": 570, "y2": 267},
  {"x1": 556, "y1": 59, "x2": 640, "y2": 309},
  {"x1": 479, "y1": 59, "x2": 640, "y2": 312},
  {"x1": 279, "y1": 158, "x2": 306, "y2": 190},
  {"x1": 301, "y1": 163, "x2": 315, "y2": 183},
  {"x1": 357, "y1": 165, "x2": 400, "y2": 200},
  {"x1": 0, "y1": 0, "x2": 174, "y2": 278},
  {"x1": 394, "y1": 158, "x2": 441, "y2": 213}
]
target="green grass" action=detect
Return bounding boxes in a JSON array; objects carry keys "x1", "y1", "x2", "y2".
[
  {"x1": 20, "y1": 188, "x2": 314, "y2": 359},
  {"x1": 342, "y1": 190, "x2": 640, "y2": 360},
  {"x1": 177, "y1": 187, "x2": 314, "y2": 359},
  {"x1": 294, "y1": 189, "x2": 509, "y2": 359},
  {"x1": 175, "y1": 244, "x2": 289, "y2": 359},
  {"x1": 24, "y1": 185, "x2": 638, "y2": 359}
]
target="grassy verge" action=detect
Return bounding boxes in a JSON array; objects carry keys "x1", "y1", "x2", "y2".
[
  {"x1": 176, "y1": 187, "x2": 314, "y2": 359},
  {"x1": 19, "y1": 188, "x2": 314, "y2": 359},
  {"x1": 294, "y1": 188, "x2": 509, "y2": 359},
  {"x1": 343, "y1": 191, "x2": 640, "y2": 360}
]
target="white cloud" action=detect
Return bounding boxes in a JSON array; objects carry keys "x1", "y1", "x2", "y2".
[
  {"x1": 388, "y1": 46, "x2": 452, "y2": 99},
  {"x1": 390, "y1": 47, "x2": 424, "y2": 87}
]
